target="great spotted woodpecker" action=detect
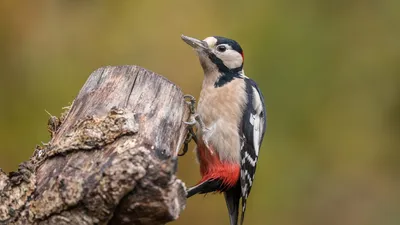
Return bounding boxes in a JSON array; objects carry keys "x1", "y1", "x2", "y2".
[{"x1": 181, "y1": 35, "x2": 267, "y2": 225}]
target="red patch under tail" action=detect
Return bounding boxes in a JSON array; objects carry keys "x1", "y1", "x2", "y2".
[{"x1": 197, "y1": 143, "x2": 240, "y2": 191}]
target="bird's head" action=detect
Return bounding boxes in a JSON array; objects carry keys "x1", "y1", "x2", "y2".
[{"x1": 181, "y1": 35, "x2": 244, "y2": 74}]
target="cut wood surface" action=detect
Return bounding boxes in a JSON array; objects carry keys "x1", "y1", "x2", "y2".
[{"x1": 0, "y1": 65, "x2": 189, "y2": 225}]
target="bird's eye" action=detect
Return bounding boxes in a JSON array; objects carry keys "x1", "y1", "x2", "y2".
[{"x1": 217, "y1": 45, "x2": 227, "y2": 52}]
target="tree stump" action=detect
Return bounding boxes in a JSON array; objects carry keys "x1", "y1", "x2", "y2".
[{"x1": 0, "y1": 65, "x2": 189, "y2": 225}]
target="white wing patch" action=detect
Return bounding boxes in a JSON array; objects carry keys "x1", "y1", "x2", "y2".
[{"x1": 249, "y1": 87, "x2": 264, "y2": 156}]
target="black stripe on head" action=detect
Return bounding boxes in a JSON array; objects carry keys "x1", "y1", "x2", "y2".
[
  {"x1": 209, "y1": 36, "x2": 244, "y2": 88},
  {"x1": 214, "y1": 36, "x2": 244, "y2": 56},
  {"x1": 208, "y1": 53, "x2": 242, "y2": 74}
]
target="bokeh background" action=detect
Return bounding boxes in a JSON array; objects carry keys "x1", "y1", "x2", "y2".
[{"x1": 1, "y1": 1, "x2": 399, "y2": 225}]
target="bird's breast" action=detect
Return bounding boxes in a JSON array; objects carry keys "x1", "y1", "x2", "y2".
[{"x1": 196, "y1": 78, "x2": 247, "y2": 164}]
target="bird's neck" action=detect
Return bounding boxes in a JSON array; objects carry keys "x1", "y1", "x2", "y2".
[{"x1": 202, "y1": 69, "x2": 245, "y2": 88}]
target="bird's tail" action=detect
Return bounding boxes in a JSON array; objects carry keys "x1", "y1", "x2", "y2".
[
  {"x1": 240, "y1": 198, "x2": 247, "y2": 225},
  {"x1": 224, "y1": 184, "x2": 241, "y2": 225}
]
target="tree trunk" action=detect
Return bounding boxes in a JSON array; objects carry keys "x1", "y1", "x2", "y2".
[{"x1": 0, "y1": 65, "x2": 189, "y2": 225}]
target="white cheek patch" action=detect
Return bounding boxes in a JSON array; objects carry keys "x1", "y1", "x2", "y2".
[
  {"x1": 219, "y1": 50, "x2": 243, "y2": 69},
  {"x1": 203, "y1": 37, "x2": 217, "y2": 48},
  {"x1": 202, "y1": 37, "x2": 243, "y2": 70}
]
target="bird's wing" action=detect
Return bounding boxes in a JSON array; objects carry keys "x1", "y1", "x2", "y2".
[{"x1": 239, "y1": 78, "x2": 267, "y2": 225}]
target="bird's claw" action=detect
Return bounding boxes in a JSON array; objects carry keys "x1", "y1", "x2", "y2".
[
  {"x1": 179, "y1": 127, "x2": 197, "y2": 156},
  {"x1": 179, "y1": 136, "x2": 190, "y2": 156},
  {"x1": 180, "y1": 94, "x2": 214, "y2": 156},
  {"x1": 185, "y1": 112, "x2": 201, "y2": 126},
  {"x1": 184, "y1": 94, "x2": 196, "y2": 101},
  {"x1": 184, "y1": 119, "x2": 197, "y2": 126},
  {"x1": 183, "y1": 94, "x2": 198, "y2": 126},
  {"x1": 179, "y1": 94, "x2": 198, "y2": 156},
  {"x1": 184, "y1": 94, "x2": 196, "y2": 115}
]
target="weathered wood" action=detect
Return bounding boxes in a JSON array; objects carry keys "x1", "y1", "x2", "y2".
[{"x1": 0, "y1": 65, "x2": 189, "y2": 225}]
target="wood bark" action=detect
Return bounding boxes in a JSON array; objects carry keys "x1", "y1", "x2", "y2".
[{"x1": 0, "y1": 65, "x2": 189, "y2": 225}]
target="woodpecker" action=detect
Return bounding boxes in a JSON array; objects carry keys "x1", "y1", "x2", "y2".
[{"x1": 181, "y1": 34, "x2": 267, "y2": 225}]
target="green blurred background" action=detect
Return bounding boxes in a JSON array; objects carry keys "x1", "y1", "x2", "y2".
[{"x1": 1, "y1": 1, "x2": 399, "y2": 225}]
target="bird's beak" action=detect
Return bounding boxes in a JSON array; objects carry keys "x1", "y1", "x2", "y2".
[{"x1": 181, "y1": 35, "x2": 209, "y2": 51}]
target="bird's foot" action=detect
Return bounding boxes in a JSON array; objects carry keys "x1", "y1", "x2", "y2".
[
  {"x1": 179, "y1": 127, "x2": 197, "y2": 156},
  {"x1": 186, "y1": 113, "x2": 215, "y2": 154},
  {"x1": 181, "y1": 94, "x2": 215, "y2": 155},
  {"x1": 184, "y1": 94, "x2": 196, "y2": 115},
  {"x1": 179, "y1": 95, "x2": 198, "y2": 156}
]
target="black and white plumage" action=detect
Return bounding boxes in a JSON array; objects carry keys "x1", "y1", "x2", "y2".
[
  {"x1": 239, "y1": 78, "x2": 266, "y2": 224},
  {"x1": 223, "y1": 77, "x2": 266, "y2": 225},
  {"x1": 181, "y1": 34, "x2": 267, "y2": 225}
]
